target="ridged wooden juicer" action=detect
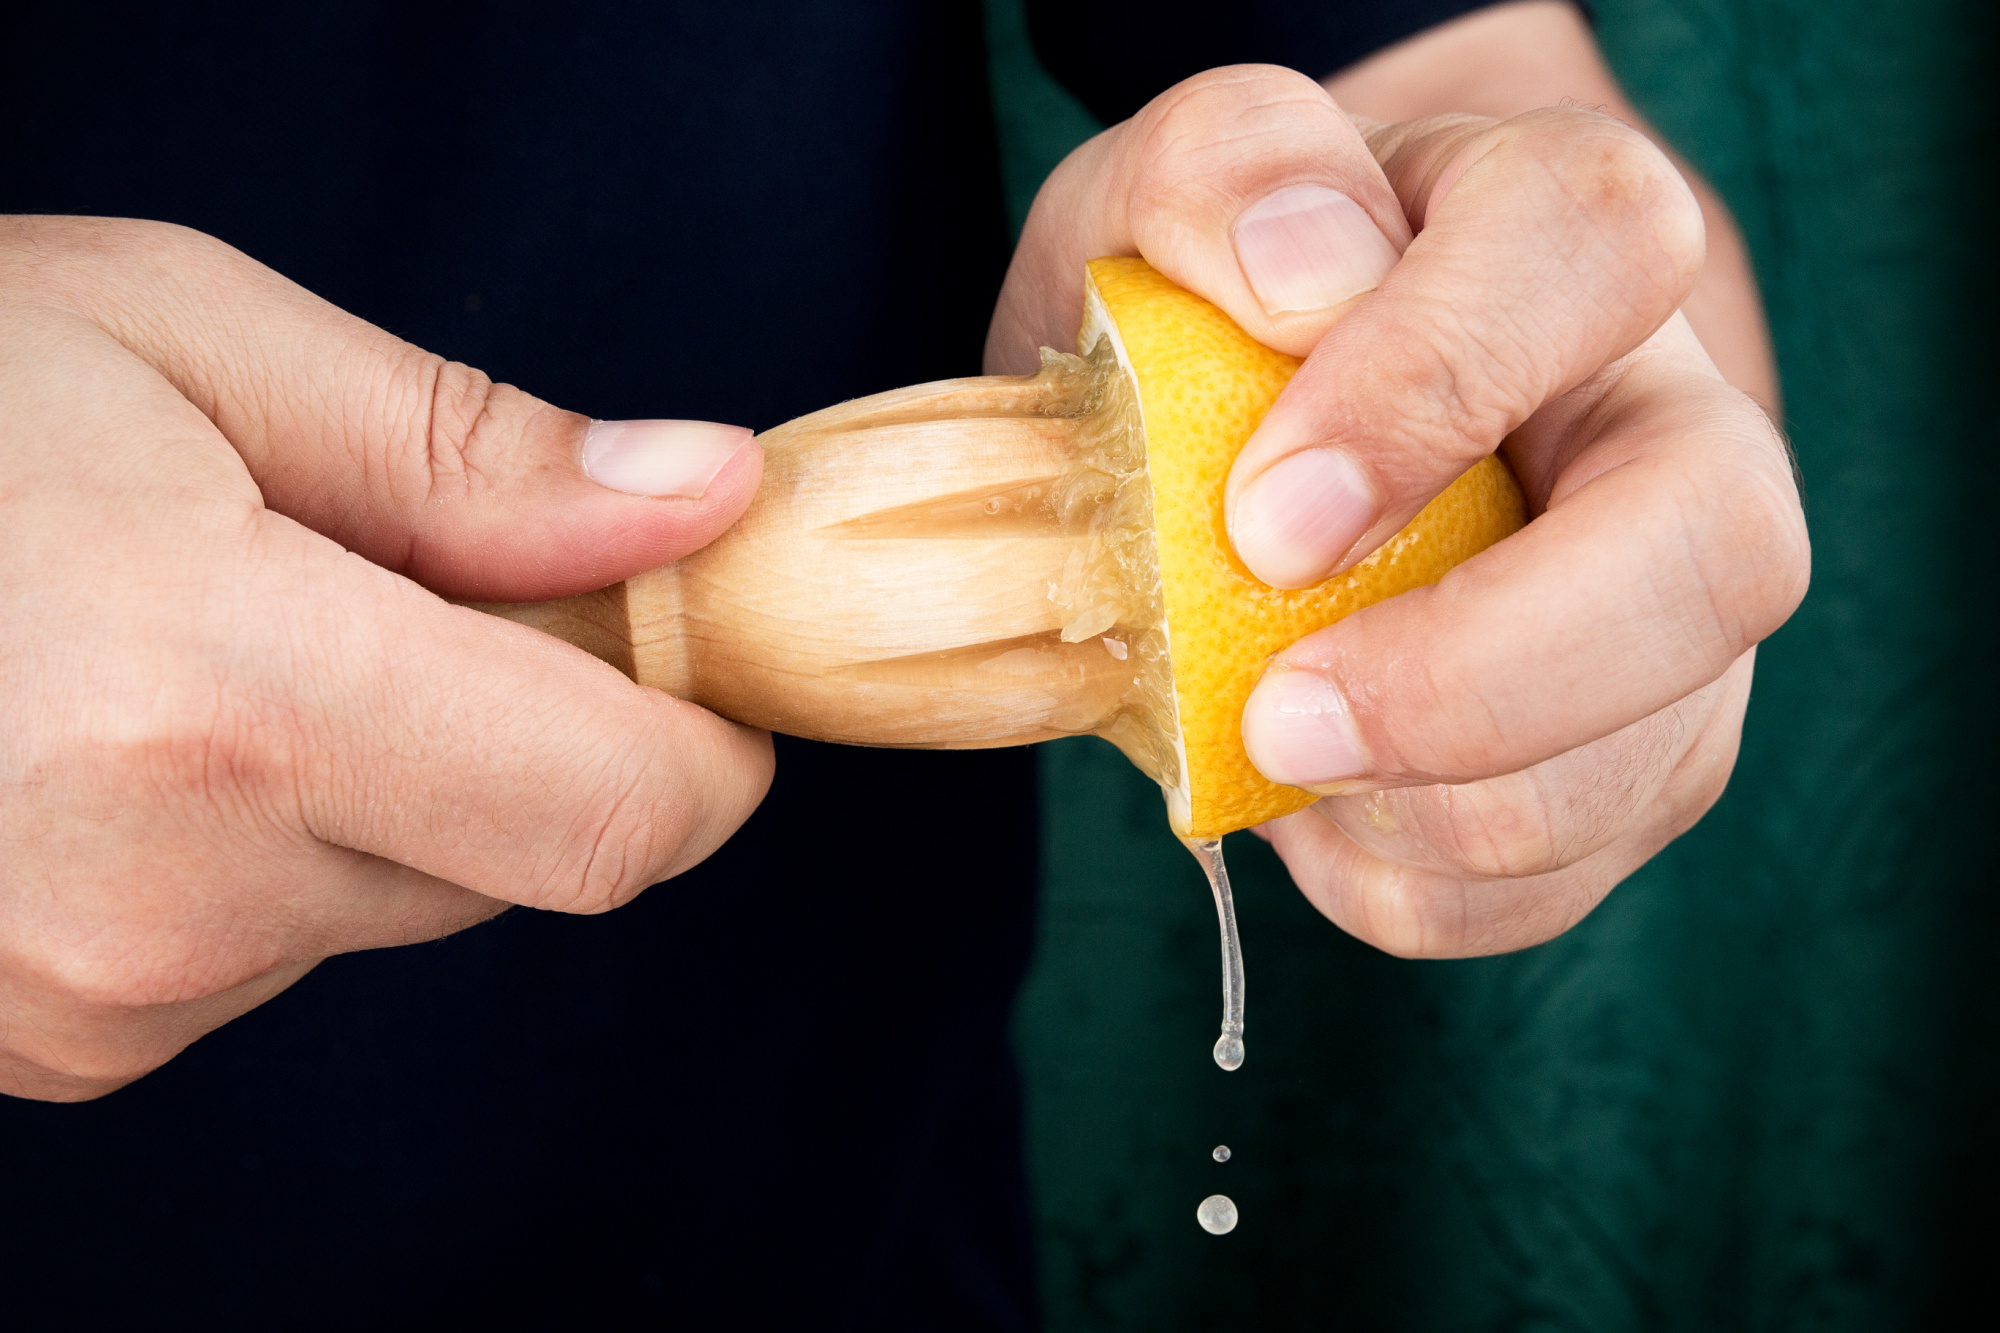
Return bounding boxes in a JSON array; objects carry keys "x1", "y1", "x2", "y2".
[{"x1": 479, "y1": 345, "x2": 1160, "y2": 757}]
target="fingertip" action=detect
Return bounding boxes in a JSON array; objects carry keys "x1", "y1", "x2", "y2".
[
  {"x1": 1117, "y1": 65, "x2": 1408, "y2": 359},
  {"x1": 674, "y1": 428, "x2": 765, "y2": 528},
  {"x1": 1231, "y1": 184, "x2": 1401, "y2": 322},
  {"x1": 722, "y1": 718, "x2": 778, "y2": 817},
  {"x1": 1241, "y1": 665, "x2": 1371, "y2": 789},
  {"x1": 648, "y1": 714, "x2": 776, "y2": 884},
  {"x1": 414, "y1": 430, "x2": 763, "y2": 602},
  {"x1": 582, "y1": 419, "x2": 755, "y2": 499},
  {"x1": 577, "y1": 416, "x2": 766, "y2": 556},
  {"x1": 1226, "y1": 445, "x2": 1378, "y2": 589}
]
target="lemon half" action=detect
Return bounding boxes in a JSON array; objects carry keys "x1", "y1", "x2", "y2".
[{"x1": 1081, "y1": 257, "x2": 1527, "y2": 838}]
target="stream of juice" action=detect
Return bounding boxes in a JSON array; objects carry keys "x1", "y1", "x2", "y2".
[
  {"x1": 1183, "y1": 836, "x2": 1244, "y2": 1072},
  {"x1": 1186, "y1": 839, "x2": 1245, "y2": 1233}
]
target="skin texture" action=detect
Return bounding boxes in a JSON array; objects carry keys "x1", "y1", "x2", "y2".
[
  {"x1": 0, "y1": 219, "x2": 774, "y2": 1100},
  {"x1": 1326, "y1": 0, "x2": 1778, "y2": 412},
  {"x1": 2, "y1": 1, "x2": 1805, "y2": 1098},
  {"x1": 987, "y1": 3, "x2": 1808, "y2": 957}
]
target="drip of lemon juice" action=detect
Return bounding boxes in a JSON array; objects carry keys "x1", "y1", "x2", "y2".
[{"x1": 1184, "y1": 836, "x2": 1244, "y2": 1071}]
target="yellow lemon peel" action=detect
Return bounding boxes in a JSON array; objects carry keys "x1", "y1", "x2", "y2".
[{"x1": 1082, "y1": 256, "x2": 1528, "y2": 838}]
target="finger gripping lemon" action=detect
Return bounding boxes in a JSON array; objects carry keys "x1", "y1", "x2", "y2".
[
  {"x1": 486, "y1": 259, "x2": 1526, "y2": 842},
  {"x1": 1082, "y1": 257, "x2": 1527, "y2": 838}
]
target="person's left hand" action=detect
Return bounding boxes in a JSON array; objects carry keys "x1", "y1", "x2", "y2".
[{"x1": 987, "y1": 66, "x2": 1809, "y2": 957}]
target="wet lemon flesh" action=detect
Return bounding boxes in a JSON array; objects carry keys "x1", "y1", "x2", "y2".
[{"x1": 1083, "y1": 257, "x2": 1528, "y2": 839}]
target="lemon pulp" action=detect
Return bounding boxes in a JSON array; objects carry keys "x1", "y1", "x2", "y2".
[{"x1": 1066, "y1": 257, "x2": 1528, "y2": 839}]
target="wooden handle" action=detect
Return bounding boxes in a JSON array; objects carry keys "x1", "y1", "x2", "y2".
[{"x1": 477, "y1": 349, "x2": 1151, "y2": 752}]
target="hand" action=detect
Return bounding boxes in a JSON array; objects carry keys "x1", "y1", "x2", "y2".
[
  {"x1": 0, "y1": 217, "x2": 773, "y2": 1100},
  {"x1": 987, "y1": 66, "x2": 1808, "y2": 956}
]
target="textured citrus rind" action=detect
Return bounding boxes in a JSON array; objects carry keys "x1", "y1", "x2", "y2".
[{"x1": 1087, "y1": 257, "x2": 1529, "y2": 838}]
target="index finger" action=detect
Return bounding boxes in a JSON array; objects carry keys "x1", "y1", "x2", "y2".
[
  {"x1": 1224, "y1": 107, "x2": 1708, "y2": 588},
  {"x1": 985, "y1": 64, "x2": 1410, "y2": 375},
  {"x1": 1238, "y1": 318, "x2": 1807, "y2": 791},
  {"x1": 264, "y1": 517, "x2": 774, "y2": 912}
]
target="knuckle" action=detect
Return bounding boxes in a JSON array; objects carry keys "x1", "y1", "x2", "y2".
[
  {"x1": 1354, "y1": 865, "x2": 1467, "y2": 959},
  {"x1": 1305, "y1": 791, "x2": 1625, "y2": 959},
  {"x1": 1127, "y1": 64, "x2": 1341, "y2": 218},
  {"x1": 1486, "y1": 879, "x2": 1610, "y2": 954},
  {"x1": 571, "y1": 817, "x2": 660, "y2": 914},
  {"x1": 1, "y1": 216, "x2": 248, "y2": 315},
  {"x1": 1676, "y1": 447, "x2": 1813, "y2": 661},
  {"x1": 1366, "y1": 636, "x2": 1508, "y2": 782},
  {"x1": 1663, "y1": 704, "x2": 1744, "y2": 835},
  {"x1": 1527, "y1": 109, "x2": 1705, "y2": 285},
  {"x1": 1418, "y1": 726, "x2": 1674, "y2": 881},
  {"x1": 1289, "y1": 801, "x2": 1598, "y2": 960},
  {"x1": 125, "y1": 219, "x2": 246, "y2": 271},
  {"x1": 45, "y1": 1038, "x2": 171, "y2": 1089},
  {"x1": 1137, "y1": 63, "x2": 1331, "y2": 144},
  {"x1": 1372, "y1": 866, "x2": 1603, "y2": 959},
  {"x1": 411, "y1": 355, "x2": 500, "y2": 502},
  {"x1": 1724, "y1": 447, "x2": 1813, "y2": 635},
  {"x1": 1400, "y1": 292, "x2": 1553, "y2": 450},
  {"x1": 528, "y1": 748, "x2": 686, "y2": 915},
  {"x1": 38, "y1": 216, "x2": 228, "y2": 268},
  {"x1": 395, "y1": 357, "x2": 576, "y2": 517},
  {"x1": 1279, "y1": 822, "x2": 1468, "y2": 958},
  {"x1": 1425, "y1": 778, "x2": 1571, "y2": 880},
  {"x1": 62, "y1": 678, "x2": 292, "y2": 818}
]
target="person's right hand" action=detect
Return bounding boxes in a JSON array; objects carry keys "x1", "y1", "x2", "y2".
[
  {"x1": 989, "y1": 66, "x2": 1807, "y2": 959},
  {"x1": 0, "y1": 217, "x2": 774, "y2": 1102}
]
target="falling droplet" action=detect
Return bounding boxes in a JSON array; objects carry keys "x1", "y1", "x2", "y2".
[
  {"x1": 1197, "y1": 1194, "x2": 1239, "y2": 1235},
  {"x1": 1212, "y1": 1145, "x2": 1231, "y2": 1163},
  {"x1": 1212, "y1": 1030, "x2": 1244, "y2": 1071},
  {"x1": 1183, "y1": 837, "x2": 1245, "y2": 1071}
]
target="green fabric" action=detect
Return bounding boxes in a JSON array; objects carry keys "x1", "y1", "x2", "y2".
[{"x1": 990, "y1": 0, "x2": 1997, "y2": 1326}]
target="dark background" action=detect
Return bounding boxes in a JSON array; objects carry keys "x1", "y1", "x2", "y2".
[{"x1": 1, "y1": 3, "x2": 1038, "y2": 1328}]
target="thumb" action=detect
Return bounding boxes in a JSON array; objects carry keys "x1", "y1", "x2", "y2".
[
  {"x1": 31, "y1": 217, "x2": 760, "y2": 601},
  {"x1": 985, "y1": 64, "x2": 1409, "y2": 373}
]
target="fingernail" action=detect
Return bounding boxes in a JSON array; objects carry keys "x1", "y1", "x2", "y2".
[
  {"x1": 582, "y1": 419, "x2": 752, "y2": 498},
  {"x1": 1233, "y1": 185, "x2": 1401, "y2": 315},
  {"x1": 1241, "y1": 667, "x2": 1368, "y2": 790},
  {"x1": 1228, "y1": 447, "x2": 1376, "y2": 588}
]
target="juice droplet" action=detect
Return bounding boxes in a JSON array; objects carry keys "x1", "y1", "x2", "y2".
[
  {"x1": 1212, "y1": 1145, "x2": 1231, "y2": 1163},
  {"x1": 1197, "y1": 1194, "x2": 1239, "y2": 1235},
  {"x1": 1183, "y1": 837, "x2": 1245, "y2": 1071},
  {"x1": 1212, "y1": 1030, "x2": 1244, "y2": 1071}
]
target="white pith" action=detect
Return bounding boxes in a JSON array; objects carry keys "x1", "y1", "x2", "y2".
[{"x1": 1079, "y1": 274, "x2": 1194, "y2": 836}]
